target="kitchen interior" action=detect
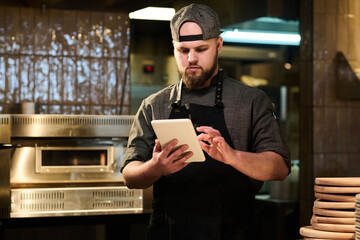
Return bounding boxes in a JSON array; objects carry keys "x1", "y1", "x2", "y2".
[{"x1": 0, "y1": 0, "x2": 359, "y2": 240}]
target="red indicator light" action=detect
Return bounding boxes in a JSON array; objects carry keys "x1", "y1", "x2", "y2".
[{"x1": 143, "y1": 65, "x2": 154, "y2": 73}]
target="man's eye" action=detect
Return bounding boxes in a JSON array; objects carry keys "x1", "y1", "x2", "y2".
[
  {"x1": 196, "y1": 48, "x2": 207, "y2": 52},
  {"x1": 180, "y1": 49, "x2": 189, "y2": 53}
]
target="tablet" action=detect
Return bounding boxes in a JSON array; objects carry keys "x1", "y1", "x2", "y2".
[{"x1": 151, "y1": 119, "x2": 205, "y2": 162}]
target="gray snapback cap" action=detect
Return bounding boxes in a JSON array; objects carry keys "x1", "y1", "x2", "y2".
[{"x1": 170, "y1": 3, "x2": 223, "y2": 42}]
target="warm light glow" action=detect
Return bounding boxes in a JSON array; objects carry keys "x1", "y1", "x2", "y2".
[
  {"x1": 284, "y1": 63, "x2": 292, "y2": 70},
  {"x1": 129, "y1": 7, "x2": 175, "y2": 21},
  {"x1": 221, "y1": 30, "x2": 301, "y2": 46}
]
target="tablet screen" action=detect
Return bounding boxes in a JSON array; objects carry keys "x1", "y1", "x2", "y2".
[{"x1": 151, "y1": 119, "x2": 205, "y2": 162}]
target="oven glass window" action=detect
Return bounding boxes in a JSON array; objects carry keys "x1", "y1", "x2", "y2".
[{"x1": 41, "y1": 150, "x2": 108, "y2": 166}]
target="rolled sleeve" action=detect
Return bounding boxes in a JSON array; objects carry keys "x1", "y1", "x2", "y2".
[
  {"x1": 120, "y1": 100, "x2": 155, "y2": 172},
  {"x1": 251, "y1": 91, "x2": 291, "y2": 171}
]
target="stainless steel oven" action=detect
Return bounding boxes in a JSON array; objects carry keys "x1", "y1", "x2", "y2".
[{"x1": 0, "y1": 114, "x2": 152, "y2": 218}]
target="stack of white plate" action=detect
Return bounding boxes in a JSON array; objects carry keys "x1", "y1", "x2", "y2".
[
  {"x1": 356, "y1": 194, "x2": 360, "y2": 240},
  {"x1": 300, "y1": 177, "x2": 360, "y2": 240}
]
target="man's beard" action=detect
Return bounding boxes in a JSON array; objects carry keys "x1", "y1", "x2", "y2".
[{"x1": 179, "y1": 54, "x2": 218, "y2": 90}]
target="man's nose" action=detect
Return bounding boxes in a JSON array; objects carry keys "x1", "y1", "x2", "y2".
[{"x1": 188, "y1": 50, "x2": 198, "y2": 64}]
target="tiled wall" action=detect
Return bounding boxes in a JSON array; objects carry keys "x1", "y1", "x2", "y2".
[
  {"x1": 0, "y1": 6, "x2": 130, "y2": 115},
  {"x1": 312, "y1": 0, "x2": 360, "y2": 176},
  {"x1": 299, "y1": 0, "x2": 360, "y2": 226}
]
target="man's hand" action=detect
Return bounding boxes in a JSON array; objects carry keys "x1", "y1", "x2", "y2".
[
  {"x1": 196, "y1": 126, "x2": 235, "y2": 165},
  {"x1": 151, "y1": 139, "x2": 192, "y2": 176},
  {"x1": 122, "y1": 139, "x2": 192, "y2": 189},
  {"x1": 196, "y1": 126, "x2": 288, "y2": 181}
]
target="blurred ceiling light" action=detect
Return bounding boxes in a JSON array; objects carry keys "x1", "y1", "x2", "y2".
[
  {"x1": 221, "y1": 30, "x2": 301, "y2": 46},
  {"x1": 222, "y1": 17, "x2": 300, "y2": 46},
  {"x1": 129, "y1": 7, "x2": 175, "y2": 21}
]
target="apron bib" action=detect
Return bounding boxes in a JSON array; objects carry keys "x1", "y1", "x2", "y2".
[{"x1": 147, "y1": 71, "x2": 256, "y2": 240}]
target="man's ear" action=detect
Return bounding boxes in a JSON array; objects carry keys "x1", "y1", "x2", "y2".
[{"x1": 217, "y1": 37, "x2": 223, "y2": 54}]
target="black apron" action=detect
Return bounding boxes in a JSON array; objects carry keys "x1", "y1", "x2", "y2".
[{"x1": 147, "y1": 71, "x2": 257, "y2": 240}]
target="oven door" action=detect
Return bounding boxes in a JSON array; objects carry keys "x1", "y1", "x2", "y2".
[
  {"x1": 35, "y1": 146, "x2": 114, "y2": 174},
  {"x1": 10, "y1": 138, "x2": 126, "y2": 186}
]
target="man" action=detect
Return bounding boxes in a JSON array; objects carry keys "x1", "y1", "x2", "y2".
[{"x1": 121, "y1": 3, "x2": 290, "y2": 240}]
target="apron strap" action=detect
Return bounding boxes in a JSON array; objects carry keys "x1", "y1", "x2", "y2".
[
  {"x1": 171, "y1": 80, "x2": 182, "y2": 108},
  {"x1": 171, "y1": 69, "x2": 225, "y2": 109},
  {"x1": 215, "y1": 69, "x2": 224, "y2": 108}
]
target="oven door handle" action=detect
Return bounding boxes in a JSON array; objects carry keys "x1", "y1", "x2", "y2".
[{"x1": 0, "y1": 144, "x2": 22, "y2": 149}]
